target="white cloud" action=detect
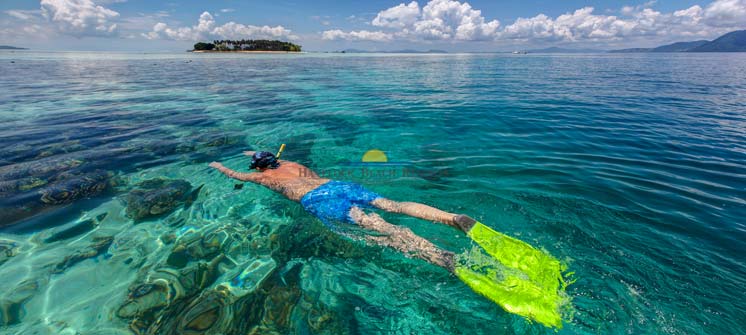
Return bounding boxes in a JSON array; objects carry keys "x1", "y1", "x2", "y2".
[
  {"x1": 1, "y1": 9, "x2": 53, "y2": 43},
  {"x1": 143, "y1": 11, "x2": 297, "y2": 41},
  {"x1": 322, "y1": 29, "x2": 392, "y2": 42},
  {"x1": 5, "y1": 9, "x2": 41, "y2": 21},
  {"x1": 220, "y1": 8, "x2": 235, "y2": 13},
  {"x1": 500, "y1": 0, "x2": 746, "y2": 42},
  {"x1": 500, "y1": 14, "x2": 557, "y2": 40},
  {"x1": 703, "y1": 0, "x2": 746, "y2": 27},
  {"x1": 325, "y1": 0, "x2": 746, "y2": 44},
  {"x1": 372, "y1": 1, "x2": 420, "y2": 28},
  {"x1": 501, "y1": 7, "x2": 638, "y2": 41},
  {"x1": 414, "y1": 0, "x2": 500, "y2": 40},
  {"x1": 327, "y1": 0, "x2": 500, "y2": 41},
  {"x1": 40, "y1": 0, "x2": 119, "y2": 37}
]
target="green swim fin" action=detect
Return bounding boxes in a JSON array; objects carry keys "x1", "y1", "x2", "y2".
[
  {"x1": 456, "y1": 221, "x2": 569, "y2": 329},
  {"x1": 467, "y1": 222, "x2": 565, "y2": 292}
]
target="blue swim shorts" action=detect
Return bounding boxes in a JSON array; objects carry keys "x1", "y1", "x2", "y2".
[{"x1": 300, "y1": 181, "x2": 381, "y2": 226}]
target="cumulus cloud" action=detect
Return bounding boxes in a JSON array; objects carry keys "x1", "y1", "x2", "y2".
[
  {"x1": 326, "y1": 0, "x2": 746, "y2": 44},
  {"x1": 702, "y1": 0, "x2": 746, "y2": 26},
  {"x1": 143, "y1": 11, "x2": 297, "y2": 41},
  {"x1": 40, "y1": 0, "x2": 119, "y2": 37},
  {"x1": 501, "y1": 7, "x2": 638, "y2": 41},
  {"x1": 326, "y1": 0, "x2": 500, "y2": 41},
  {"x1": 500, "y1": 0, "x2": 746, "y2": 42},
  {"x1": 372, "y1": 1, "x2": 421, "y2": 28},
  {"x1": 413, "y1": 0, "x2": 500, "y2": 40}
]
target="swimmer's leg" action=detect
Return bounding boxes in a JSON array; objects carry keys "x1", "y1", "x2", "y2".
[
  {"x1": 349, "y1": 207, "x2": 455, "y2": 271},
  {"x1": 371, "y1": 198, "x2": 477, "y2": 232}
]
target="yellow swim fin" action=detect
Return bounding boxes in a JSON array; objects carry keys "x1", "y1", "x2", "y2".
[
  {"x1": 456, "y1": 221, "x2": 570, "y2": 329},
  {"x1": 467, "y1": 222, "x2": 566, "y2": 292}
]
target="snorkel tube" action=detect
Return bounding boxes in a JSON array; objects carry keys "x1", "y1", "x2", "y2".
[{"x1": 276, "y1": 143, "x2": 286, "y2": 159}]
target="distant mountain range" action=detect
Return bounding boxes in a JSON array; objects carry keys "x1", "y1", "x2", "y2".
[
  {"x1": 339, "y1": 49, "x2": 447, "y2": 54},
  {"x1": 690, "y1": 30, "x2": 746, "y2": 51},
  {"x1": 610, "y1": 30, "x2": 746, "y2": 53},
  {"x1": 526, "y1": 47, "x2": 604, "y2": 53},
  {"x1": 610, "y1": 40, "x2": 708, "y2": 53},
  {"x1": 0, "y1": 45, "x2": 27, "y2": 50}
]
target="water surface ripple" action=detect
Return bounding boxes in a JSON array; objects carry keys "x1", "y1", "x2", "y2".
[{"x1": 0, "y1": 51, "x2": 744, "y2": 334}]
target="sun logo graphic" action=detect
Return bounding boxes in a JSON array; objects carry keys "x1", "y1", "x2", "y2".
[
  {"x1": 361, "y1": 149, "x2": 388, "y2": 163},
  {"x1": 356, "y1": 149, "x2": 409, "y2": 167}
]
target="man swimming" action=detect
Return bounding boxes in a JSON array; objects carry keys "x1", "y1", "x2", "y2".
[
  {"x1": 210, "y1": 150, "x2": 571, "y2": 328},
  {"x1": 209, "y1": 150, "x2": 477, "y2": 271}
]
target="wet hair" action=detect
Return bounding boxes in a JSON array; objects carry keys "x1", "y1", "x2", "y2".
[{"x1": 249, "y1": 151, "x2": 280, "y2": 169}]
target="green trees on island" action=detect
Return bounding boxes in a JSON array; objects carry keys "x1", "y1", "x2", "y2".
[
  {"x1": 193, "y1": 42, "x2": 215, "y2": 50},
  {"x1": 193, "y1": 40, "x2": 301, "y2": 52}
]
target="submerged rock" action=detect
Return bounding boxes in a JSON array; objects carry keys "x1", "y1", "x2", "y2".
[
  {"x1": 175, "y1": 287, "x2": 233, "y2": 335},
  {"x1": 117, "y1": 223, "x2": 284, "y2": 334},
  {"x1": 39, "y1": 170, "x2": 113, "y2": 205},
  {"x1": 44, "y1": 218, "x2": 99, "y2": 243},
  {"x1": 33, "y1": 140, "x2": 86, "y2": 160},
  {"x1": 0, "y1": 279, "x2": 39, "y2": 326},
  {"x1": 117, "y1": 255, "x2": 224, "y2": 320},
  {"x1": 0, "y1": 240, "x2": 19, "y2": 267},
  {"x1": 224, "y1": 257, "x2": 277, "y2": 298},
  {"x1": 0, "y1": 157, "x2": 84, "y2": 183},
  {"x1": 247, "y1": 284, "x2": 302, "y2": 335},
  {"x1": 52, "y1": 236, "x2": 114, "y2": 274},
  {"x1": 116, "y1": 280, "x2": 171, "y2": 319},
  {"x1": 0, "y1": 169, "x2": 117, "y2": 227},
  {"x1": 141, "y1": 259, "x2": 283, "y2": 335},
  {"x1": 133, "y1": 285, "x2": 243, "y2": 335},
  {"x1": 124, "y1": 178, "x2": 197, "y2": 221},
  {"x1": 38, "y1": 211, "x2": 109, "y2": 244},
  {"x1": 166, "y1": 223, "x2": 252, "y2": 268},
  {"x1": 0, "y1": 177, "x2": 47, "y2": 198}
]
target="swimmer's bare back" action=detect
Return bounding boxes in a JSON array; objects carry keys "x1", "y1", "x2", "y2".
[{"x1": 209, "y1": 151, "x2": 329, "y2": 201}]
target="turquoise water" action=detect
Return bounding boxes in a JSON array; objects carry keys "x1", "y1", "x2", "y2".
[{"x1": 1, "y1": 51, "x2": 745, "y2": 334}]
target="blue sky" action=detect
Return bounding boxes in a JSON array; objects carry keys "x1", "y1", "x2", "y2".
[{"x1": 1, "y1": 0, "x2": 744, "y2": 51}]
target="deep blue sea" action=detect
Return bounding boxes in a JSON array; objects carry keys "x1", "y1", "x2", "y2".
[{"x1": 0, "y1": 51, "x2": 744, "y2": 335}]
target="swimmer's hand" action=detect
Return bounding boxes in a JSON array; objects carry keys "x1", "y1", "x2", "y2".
[
  {"x1": 209, "y1": 161, "x2": 224, "y2": 169},
  {"x1": 243, "y1": 151, "x2": 256, "y2": 156}
]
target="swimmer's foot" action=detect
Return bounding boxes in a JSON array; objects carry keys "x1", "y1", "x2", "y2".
[
  {"x1": 441, "y1": 250, "x2": 456, "y2": 273},
  {"x1": 453, "y1": 215, "x2": 477, "y2": 233}
]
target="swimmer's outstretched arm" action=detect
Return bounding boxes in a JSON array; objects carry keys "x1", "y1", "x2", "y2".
[{"x1": 209, "y1": 162, "x2": 262, "y2": 182}]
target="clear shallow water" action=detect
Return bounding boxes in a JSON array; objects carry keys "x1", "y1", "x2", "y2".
[{"x1": 0, "y1": 51, "x2": 745, "y2": 334}]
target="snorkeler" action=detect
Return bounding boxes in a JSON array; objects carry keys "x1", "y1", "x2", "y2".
[
  {"x1": 209, "y1": 148, "x2": 569, "y2": 328},
  {"x1": 209, "y1": 150, "x2": 477, "y2": 271}
]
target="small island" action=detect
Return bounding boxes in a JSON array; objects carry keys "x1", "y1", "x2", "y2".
[
  {"x1": 192, "y1": 39, "x2": 301, "y2": 53},
  {"x1": 0, "y1": 45, "x2": 28, "y2": 50}
]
